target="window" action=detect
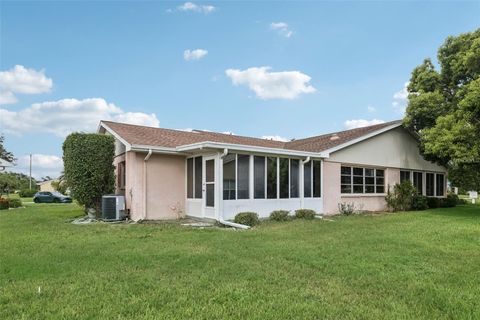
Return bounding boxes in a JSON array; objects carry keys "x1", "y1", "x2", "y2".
[
  {"x1": 413, "y1": 172, "x2": 423, "y2": 194},
  {"x1": 304, "y1": 161, "x2": 312, "y2": 197},
  {"x1": 341, "y1": 166, "x2": 352, "y2": 193},
  {"x1": 267, "y1": 157, "x2": 277, "y2": 199},
  {"x1": 194, "y1": 157, "x2": 202, "y2": 199},
  {"x1": 400, "y1": 170, "x2": 411, "y2": 183},
  {"x1": 426, "y1": 173, "x2": 435, "y2": 196},
  {"x1": 117, "y1": 161, "x2": 126, "y2": 189},
  {"x1": 313, "y1": 160, "x2": 321, "y2": 197},
  {"x1": 376, "y1": 170, "x2": 385, "y2": 193},
  {"x1": 187, "y1": 157, "x2": 202, "y2": 199},
  {"x1": 436, "y1": 174, "x2": 445, "y2": 197},
  {"x1": 341, "y1": 166, "x2": 385, "y2": 194},
  {"x1": 365, "y1": 168, "x2": 375, "y2": 193},
  {"x1": 254, "y1": 156, "x2": 265, "y2": 199},
  {"x1": 290, "y1": 159, "x2": 299, "y2": 198},
  {"x1": 223, "y1": 153, "x2": 236, "y2": 200},
  {"x1": 353, "y1": 167, "x2": 364, "y2": 193},
  {"x1": 279, "y1": 158, "x2": 289, "y2": 198},
  {"x1": 237, "y1": 155, "x2": 250, "y2": 199}
]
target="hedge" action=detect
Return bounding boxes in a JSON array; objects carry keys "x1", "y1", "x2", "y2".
[{"x1": 63, "y1": 133, "x2": 115, "y2": 214}]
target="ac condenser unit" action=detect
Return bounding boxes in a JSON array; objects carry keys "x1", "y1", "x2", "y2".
[{"x1": 102, "y1": 195, "x2": 125, "y2": 221}]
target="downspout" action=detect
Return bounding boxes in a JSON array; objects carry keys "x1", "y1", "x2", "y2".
[
  {"x1": 217, "y1": 148, "x2": 250, "y2": 229},
  {"x1": 143, "y1": 149, "x2": 153, "y2": 220},
  {"x1": 300, "y1": 156, "x2": 311, "y2": 209}
]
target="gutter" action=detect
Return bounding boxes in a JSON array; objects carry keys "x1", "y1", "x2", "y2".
[
  {"x1": 142, "y1": 149, "x2": 153, "y2": 220},
  {"x1": 217, "y1": 148, "x2": 250, "y2": 230}
]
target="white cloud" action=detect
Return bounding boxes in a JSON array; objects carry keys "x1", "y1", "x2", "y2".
[
  {"x1": 262, "y1": 135, "x2": 289, "y2": 142},
  {"x1": 0, "y1": 65, "x2": 53, "y2": 105},
  {"x1": 270, "y1": 22, "x2": 293, "y2": 38},
  {"x1": 225, "y1": 66, "x2": 316, "y2": 100},
  {"x1": 183, "y1": 49, "x2": 208, "y2": 61},
  {"x1": 0, "y1": 90, "x2": 17, "y2": 105},
  {"x1": 7, "y1": 154, "x2": 64, "y2": 180},
  {"x1": 0, "y1": 98, "x2": 159, "y2": 137},
  {"x1": 344, "y1": 119, "x2": 385, "y2": 130},
  {"x1": 392, "y1": 82, "x2": 409, "y2": 113},
  {"x1": 177, "y1": 2, "x2": 216, "y2": 14},
  {"x1": 367, "y1": 105, "x2": 376, "y2": 113}
]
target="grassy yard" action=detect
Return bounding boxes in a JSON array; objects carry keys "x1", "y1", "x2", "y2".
[{"x1": 1, "y1": 203, "x2": 479, "y2": 319}]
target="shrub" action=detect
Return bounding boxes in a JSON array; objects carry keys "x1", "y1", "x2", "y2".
[
  {"x1": 269, "y1": 210, "x2": 290, "y2": 221},
  {"x1": 8, "y1": 198, "x2": 22, "y2": 208},
  {"x1": 338, "y1": 202, "x2": 356, "y2": 215},
  {"x1": 411, "y1": 194, "x2": 429, "y2": 210},
  {"x1": 295, "y1": 209, "x2": 316, "y2": 220},
  {"x1": 0, "y1": 198, "x2": 9, "y2": 210},
  {"x1": 385, "y1": 181, "x2": 418, "y2": 211},
  {"x1": 19, "y1": 189, "x2": 37, "y2": 197},
  {"x1": 63, "y1": 133, "x2": 115, "y2": 215},
  {"x1": 234, "y1": 212, "x2": 260, "y2": 227},
  {"x1": 443, "y1": 193, "x2": 458, "y2": 208},
  {"x1": 427, "y1": 197, "x2": 441, "y2": 209}
]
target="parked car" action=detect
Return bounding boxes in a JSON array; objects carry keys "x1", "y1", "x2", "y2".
[{"x1": 33, "y1": 191, "x2": 72, "y2": 203}]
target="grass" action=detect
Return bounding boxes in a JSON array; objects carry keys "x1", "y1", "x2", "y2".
[{"x1": 1, "y1": 203, "x2": 479, "y2": 319}]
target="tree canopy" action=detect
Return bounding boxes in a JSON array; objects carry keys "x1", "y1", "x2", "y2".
[
  {"x1": 0, "y1": 134, "x2": 15, "y2": 163},
  {"x1": 404, "y1": 29, "x2": 480, "y2": 190}
]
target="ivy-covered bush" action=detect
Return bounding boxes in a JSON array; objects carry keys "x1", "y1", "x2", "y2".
[
  {"x1": 0, "y1": 198, "x2": 9, "y2": 210},
  {"x1": 233, "y1": 212, "x2": 260, "y2": 227},
  {"x1": 63, "y1": 133, "x2": 115, "y2": 215},
  {"x1": 19, "y1": 189, "x2": 37, "y2": 197},
  {"x1": 295, "y1": 209, "x2": 316, "y2": 219},
  {"x1": 269, "y1": 210, "x2": 290, "y2": 221},
  {"x1": 8, "y1": 198, "x2": 22, "y2": 208}
]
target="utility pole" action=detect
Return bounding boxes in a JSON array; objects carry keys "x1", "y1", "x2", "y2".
[{"x1": 29, "y1": 154, "x2": 32, "y2": 189}]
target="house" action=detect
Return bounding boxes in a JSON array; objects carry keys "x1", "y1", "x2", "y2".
[
  {"x1": 37, "y1": 180, "x2": 57, "y2": 192},
  {"x1": 98, "y1": 120, "x2": 447, "y2": 222}
]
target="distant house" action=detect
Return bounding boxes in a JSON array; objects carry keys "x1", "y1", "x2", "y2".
[
  {"x1": 37, "y1": 180, "x2": 57, "y2": 192},
  {"x1": 98, "y1": 120, "x2": 447, "y2": 222}
]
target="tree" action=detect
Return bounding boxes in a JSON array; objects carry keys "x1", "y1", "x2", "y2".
[
  {"x1": 0, "y1": 134, "x2": 15, "y2": 163},
  {"x1": 63, "y1": 133, "x2": 115, "y2": 214},
  {"x1": 0, "y1": 172, "x2": 36, "y2": 193},
  {"x1": 404, "y1": 29, "x2": 480, "y2": 190}
]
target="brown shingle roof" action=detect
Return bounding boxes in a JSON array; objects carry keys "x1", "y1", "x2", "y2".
[{"x1": 101, "y1": 120, "x2": 402, "y2": 153}]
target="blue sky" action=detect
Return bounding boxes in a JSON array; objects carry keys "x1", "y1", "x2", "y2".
[{"x1": 1, "y1": 1, "x2": 479, "y2": 178}]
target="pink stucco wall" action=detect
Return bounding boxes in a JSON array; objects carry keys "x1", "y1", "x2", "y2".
[
  {"x1": 123, "y1": 152, "x2": 186, "y2": 221},
  {"x1": 323, "y1": 161, "x2": 402, "y2": 214}
]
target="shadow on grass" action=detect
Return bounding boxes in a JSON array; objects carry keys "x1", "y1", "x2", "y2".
[{"x1": 427, "y1": 204, "x2": 480, "y2": 219}]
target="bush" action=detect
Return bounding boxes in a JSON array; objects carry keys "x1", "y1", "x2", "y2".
[
  {"x1": 427, "y1": 197, "x2": 441, "y2": 209},
  {"x1": 0, "y1": 198, "x2": 9, "y2": 210},
  {"x1": 443, "y1": 193, "x2": 458, "y2": 207},
  {"x1": 338, "y1": 202, "x2": 356, "y2": 215},
  {"x1": 8, "y1": 198, "x2": 22, "y2": 208},
  {"x1": 63, "y1": 133, "x2": 115, "y2": 215},
  {"x1": 295, "y1": 209, "x2": 316, "y2": 220},
  {"x1": 19, "y1": 189, "x2": 37, "y2": 197},
  {"x1": 412, "y1": 194, "x2": 429, "y2": 210},
  {"x1": 385, "y1": 181, "x2": 418, "y2": 211},
  {"x1": 269, "y1": 210, "x2": 290, "y2": 221},
  {"x1": 234, "y1": 212, "x2": 260, "y2": 227}
]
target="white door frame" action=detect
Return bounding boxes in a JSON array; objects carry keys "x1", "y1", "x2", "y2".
[{"x1": 202, "y1": 155, "x2": 217, "y2": 219}]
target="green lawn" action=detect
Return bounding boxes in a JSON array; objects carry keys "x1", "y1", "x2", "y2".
[{"x1": 1, "y1": 203, "x2": 479, "y2": 319}]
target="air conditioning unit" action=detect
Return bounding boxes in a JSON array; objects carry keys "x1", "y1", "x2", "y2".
[{"x1": 102, "y1": 195, "x2": 125, "y2": 221}]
